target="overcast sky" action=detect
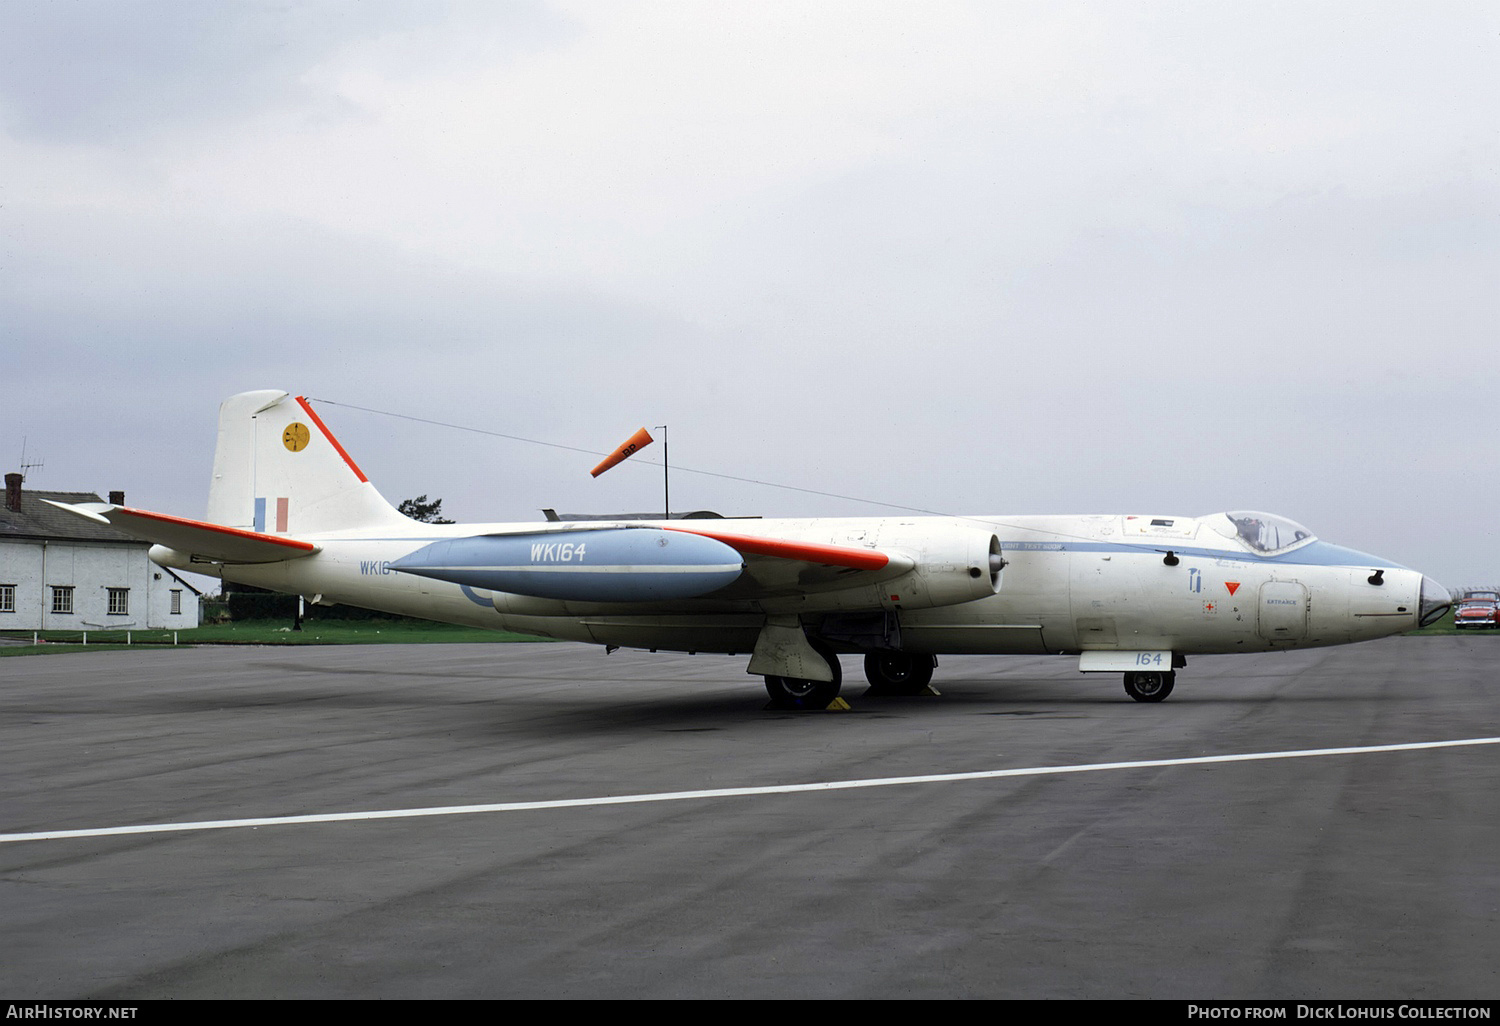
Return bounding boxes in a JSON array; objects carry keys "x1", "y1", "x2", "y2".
[{"x1": 2, "y1": 1, "x2": 1496, "y2": 587}]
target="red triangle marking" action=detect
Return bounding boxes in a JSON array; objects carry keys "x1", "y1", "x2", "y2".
[{"x1": 1225, "y1": 581, "x2": 1241, "y2": 595}]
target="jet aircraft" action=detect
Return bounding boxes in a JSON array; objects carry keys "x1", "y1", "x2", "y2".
[{"x1": 50, "y1": 390, "x2": 1452, "y2": 708}]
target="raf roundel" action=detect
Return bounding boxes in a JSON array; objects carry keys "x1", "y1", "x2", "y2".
[{"x1": 283, "y1": 423, "x2": 311, "y2": 452}]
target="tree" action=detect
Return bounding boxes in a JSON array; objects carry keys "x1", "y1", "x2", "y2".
[{"x1": 398, "y1": 495, "x2": 455, "y2": 524}]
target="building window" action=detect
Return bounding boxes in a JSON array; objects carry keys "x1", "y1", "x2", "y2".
[
  {"x1": 51, "y1": 586, "x2": 74, "y2": 614},
  {"x1": 170, "y1": 590, "x2": 182, "y2": 615},
  {"x1": 108, "y1": 588, "x2": 129, "y2": 615},
  {"x1": 0, "y1": 585, "x2": 14, "y2": 613}
]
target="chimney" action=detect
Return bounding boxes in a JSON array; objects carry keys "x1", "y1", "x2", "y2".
[
  {"x1": 5, "y1": 473, "x2": 21, "y2": 513},
  {"x1": 109, "y1": 490, "x2": 125, "y2": 506}
]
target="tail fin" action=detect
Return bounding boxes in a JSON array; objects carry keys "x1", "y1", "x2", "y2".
[{"x1": 205, "y1": 391, "x2": 408, "y2": 534}]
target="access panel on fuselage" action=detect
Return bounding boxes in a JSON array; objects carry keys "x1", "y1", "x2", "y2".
[{"x1": 1257, "y1": 580, "x2": 1309, "y2": 642}]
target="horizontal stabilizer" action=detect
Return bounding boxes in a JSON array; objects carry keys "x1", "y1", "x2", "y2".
[{"x1": 43, "y1": 501, "x2": 319, "y2": 564}]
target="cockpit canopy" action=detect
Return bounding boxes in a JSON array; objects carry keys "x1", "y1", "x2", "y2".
[{"x1": 1207, "y1": 511, "x2": 1316, "y2": 555}]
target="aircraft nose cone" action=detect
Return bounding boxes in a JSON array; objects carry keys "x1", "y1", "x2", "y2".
[{"x1": 1418, "y1": 576, "x2": 1453, "y2": 628}]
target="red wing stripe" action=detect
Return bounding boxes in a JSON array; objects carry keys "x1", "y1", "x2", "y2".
[
  {"x1": 296, "y1": 396, "x2": 368, "y2": 483},
  {"x1": 116, "y1": 507, "x2": 317, "y2": 551},
  {"x1": 667, "y1": 528, "x2": 889, "y2": 570}
]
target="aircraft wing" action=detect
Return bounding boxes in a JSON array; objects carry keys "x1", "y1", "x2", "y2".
[
  {"x1": 44, "y1": 501, "x2": 320, "y2": 564},
  {"x1": 666, "y1": 526, "x2": 911, "y2": 597},
  {"x1": 389, "y1": 524, "x2": 911, "y2": 603}
]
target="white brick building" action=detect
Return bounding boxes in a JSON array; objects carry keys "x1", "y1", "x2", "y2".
[{"x1": 0, "y1": 473, "x2": 201, "y2": 631}]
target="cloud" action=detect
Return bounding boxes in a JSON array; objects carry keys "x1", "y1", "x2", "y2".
[
  {"x1": 1, "y1": 1, "x2": 1496, "y2": 583},
  {"x1": 0, "y1": 0, "x2": 566, "y2": 144}
]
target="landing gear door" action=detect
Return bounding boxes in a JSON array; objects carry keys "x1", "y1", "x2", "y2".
[{"x1": 1258, "y1": 581, "x2": 1309, "y2": 642}]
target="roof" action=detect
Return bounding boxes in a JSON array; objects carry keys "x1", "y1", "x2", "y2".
[{"x1": 0, "y1": 490, "x2": 142, "y2": 545}]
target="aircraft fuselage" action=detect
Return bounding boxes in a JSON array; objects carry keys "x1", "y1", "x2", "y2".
[
  {"x1": 57, "y1": 388, "x2": 1442, "y2": 707},
  {"x1": 181, "y1": 510, "x2": 1427, "y2": 659}
]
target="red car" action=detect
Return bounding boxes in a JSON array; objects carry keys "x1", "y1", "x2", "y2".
[{"x1": 1453, "y1": 600, "x2": 1500, "y2": 629}]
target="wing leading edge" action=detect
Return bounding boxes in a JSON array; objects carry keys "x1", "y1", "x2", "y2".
[{"x1": 668, "y1": 526, "x2": 913, "y2": 597}]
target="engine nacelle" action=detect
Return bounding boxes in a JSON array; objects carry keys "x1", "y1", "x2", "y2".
[{"x1": 875, "y1": 523, "x2": 1004, "y2": 610}]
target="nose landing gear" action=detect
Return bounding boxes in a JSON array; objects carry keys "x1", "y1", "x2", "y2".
[{"x1": 1123, "y1": 671, "x2": 1175, "y2": 702}]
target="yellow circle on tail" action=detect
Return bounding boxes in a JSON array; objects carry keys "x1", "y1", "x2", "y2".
[{"x1": 283, "y1": 423, "x2": 311, "y2": 452}]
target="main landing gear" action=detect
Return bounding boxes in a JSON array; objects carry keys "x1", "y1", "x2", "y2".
[
  {"x1": 764, "y1": 650, "x2": 942, "y2": 710},
  {"x1": 862, "y1": 652, "x2": 936, "y2": 696},
  {"x1": 763, "y1": 672, "x2": 841, "y2": 710},
  {"x1": 1123, "y1": 671, "x2": 1175, "y2": 703},
  {"x1": 763, "y1": 644, "x2": 843, "y2": 710}
]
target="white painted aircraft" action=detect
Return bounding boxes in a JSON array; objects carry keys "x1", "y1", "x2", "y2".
[{"x1": 50, "y1": 390, "x2": 1451, "y2": 708}]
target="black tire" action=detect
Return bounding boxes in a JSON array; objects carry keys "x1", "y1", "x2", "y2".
[
  {"x1": 863, "y1": 652, "x2": 935, "y2": 695},
  {"x1": 764, "y1": 646, "x2": 843, "y2": 710},
  {"x1": 1123, "y1": 671, "x2": 1175, "y2": 703}
]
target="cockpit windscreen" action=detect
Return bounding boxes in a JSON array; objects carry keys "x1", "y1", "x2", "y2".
[{"x1": 1219, "y1": 511, "x2": 1316, "y2": 555}]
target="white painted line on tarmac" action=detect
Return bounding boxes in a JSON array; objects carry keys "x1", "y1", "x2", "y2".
[{"x1": 4, "y1": 736, "x2": 1497, "y2": 845}]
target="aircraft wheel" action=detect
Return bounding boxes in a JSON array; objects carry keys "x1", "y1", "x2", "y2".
[
  {"x1": 764, "y1": 675, "x2": 842, "y2": 709},
  {"x1": 1123, "y1": 671, "x2": 1175, "y2": 703},
  {"x1": 863, "y1": 652, "x2": 935, "y2": 695},
  {"x1": 765, "y1": 647, "x2": 843, "y2": 710}
]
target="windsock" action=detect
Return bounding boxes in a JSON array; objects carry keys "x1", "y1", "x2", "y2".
[{"x1": 590, "y1": 427, "x2": 654, "y2": 477}]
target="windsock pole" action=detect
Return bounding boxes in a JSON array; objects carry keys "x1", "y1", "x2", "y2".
[{"x1": 657, "y1": 425, "x2": 669, "y2": 520}]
